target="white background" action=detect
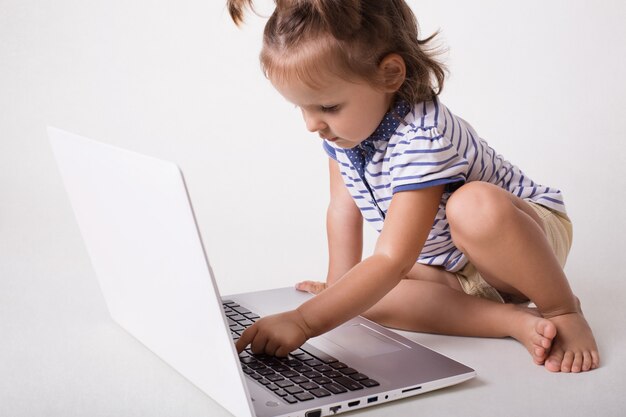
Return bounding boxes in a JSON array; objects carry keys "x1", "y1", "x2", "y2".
[{"x1": 1, "y1": 1, "x2": 625, "y2": 416}]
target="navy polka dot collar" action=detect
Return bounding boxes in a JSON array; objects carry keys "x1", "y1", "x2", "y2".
[{"x1": 345, "y1": 100, "x2": 412, "y2": 178}]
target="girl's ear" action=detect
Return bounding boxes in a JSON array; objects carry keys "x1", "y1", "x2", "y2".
[{"x1": 378, "y1": 54, "x2": 406, "y2": 93}]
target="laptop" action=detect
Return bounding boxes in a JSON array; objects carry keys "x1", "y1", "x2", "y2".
[{"x1": 48, "y1": 126, "x2": 475, "y2": 417}]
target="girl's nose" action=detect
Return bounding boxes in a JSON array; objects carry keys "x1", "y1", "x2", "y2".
[{"x1": 303, "y1": 111, "x2": 327, "y2": 133}]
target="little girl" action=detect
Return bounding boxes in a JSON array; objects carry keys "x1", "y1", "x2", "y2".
[{"x1": 228, "y1": 0, "x2": 599, "y2": 373}]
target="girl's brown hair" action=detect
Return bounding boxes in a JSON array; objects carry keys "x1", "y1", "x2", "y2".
[{"x1": 227, "y1": 0, "x2": 446, "y2": 105}]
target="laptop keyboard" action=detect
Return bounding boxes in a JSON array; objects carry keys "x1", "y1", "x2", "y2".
[{"x1": 222, "y1": 300, "x2": 380, "y2": 404}]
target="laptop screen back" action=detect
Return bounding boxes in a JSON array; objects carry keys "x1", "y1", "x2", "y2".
[{"x1": 48, "y1": 127, "x2": 254, "y2": 417}]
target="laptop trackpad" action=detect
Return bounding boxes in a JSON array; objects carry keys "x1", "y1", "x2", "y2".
[{"x1": 318, "y1": 323, "x2": 405, "y2": 359}]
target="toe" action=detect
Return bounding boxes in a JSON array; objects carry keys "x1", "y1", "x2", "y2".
[
  {"x1": 582, "y1": 351, "x2": 592, "y2": 372},
  {"x1": 545, "y1": 348, "x2": 564, "y2": 372},
  {"x1": 533, "y1": 346, "x2": 546, "y2": 364},
  {"x1": 561, "y1": 351, "x2": 575, "y2": 373},
  {"x1": 531, "y1": 332, "x2": 550, "y2": 350},
  {"x1": 591, "y1": 350, "x2": 601, "y2": 369},
  {"x1": 570, "y1": 352, "x2": 583, "y2": 373},
  {"x1": 537, "y1": 319, "x2": 557, "y2": 340}
]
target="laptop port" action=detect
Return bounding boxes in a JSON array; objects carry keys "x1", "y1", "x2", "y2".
[
  {"x1": 367, "y1": 396, "x2": 378, "y2": 403},
  {"x1": 305, "y1": 410, "x2": 322, "y2": 417},
  {"x1": 348, "y1": 400, "x2": 360, "y2": 407},
  {"x1": 329, "y1": 405, "x2": 342, "y2": 414}
]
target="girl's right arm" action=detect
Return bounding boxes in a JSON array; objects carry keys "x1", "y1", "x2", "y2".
[
  {"x1": 326, "y1": 158, "x2": 363, "y2": 286},
  {"x1": 296, "y1": 159, "x2": 362, "y2": 293}
]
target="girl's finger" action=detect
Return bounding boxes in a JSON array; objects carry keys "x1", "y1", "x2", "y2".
[
  {"x1": 235, "y1": 324, "x2": 258, "y2": 353},
  {"x1": 295, "y1": 280, "x2": 326, "y2": 294},
  {"x1": 249, "y1": 330, "x2": 268, "y2": 355}
]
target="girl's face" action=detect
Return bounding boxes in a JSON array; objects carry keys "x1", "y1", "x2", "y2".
[{"x1": 272, "y1": 73, "x2": 394, "y2": 149}]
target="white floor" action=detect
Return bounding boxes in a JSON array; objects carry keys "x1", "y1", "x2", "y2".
[{"x1": 1, "y1": 212, "x2": 624, "y2": 417}]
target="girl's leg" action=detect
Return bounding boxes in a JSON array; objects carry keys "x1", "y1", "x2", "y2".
[
  {"x1": 445, "y1": 182, "x2": 599, "y2": 372},
  {"x1": 362, "y1": 264, "x2": 556, "y2": 365}
]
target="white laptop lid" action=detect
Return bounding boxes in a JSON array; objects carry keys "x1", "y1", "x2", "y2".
[{"x1": 48, "y1": 127, "x2": 254, "y2": 417}]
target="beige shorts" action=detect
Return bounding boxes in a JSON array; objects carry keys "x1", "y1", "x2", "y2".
[{"x1": 455, "y1": 201, "x2": 573, "y2": 303}]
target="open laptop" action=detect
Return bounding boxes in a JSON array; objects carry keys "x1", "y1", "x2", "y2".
[{"x1": 48, "y1": 126, "x2": 475, "y2": 417}]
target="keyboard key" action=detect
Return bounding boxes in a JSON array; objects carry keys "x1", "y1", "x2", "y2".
[
  {"x1": 324, "y1": 370, "x2": 342, "y2": 379},
  {"x1": 258, "y1": 379, "x2": 271, "y2": 385},
  {"x1": 254, "y1": 354, "x2": 272, "y2": 362},
  {"x1": 238, "y1": 319, "x2": 254, "y2": 327},
  {"x1": 306, "y1": 359, "x2": 324, "y2": 367},
  {"x1": 290, "y1": 349, "x2": 306, "y2": 357},
  {"x1": 273, "y1": 365, "x2": 290, "y2": 373},
  {"x1": 303, "y1": 371, "x2": 321, "y2": 379},
  {"x1": 281, "y1": 370, "x2": 299, "y2": 378},
  {"x1": 350, "y1": 373, "x2": 369, "y2": 381},
  {"x1": 276, "y1": 380, "x2": 294, "y2": 388},
  {"x1": 323, "y1": 383, "x2": 348, "y2": 394},
  {"x1": 267, "y1": 384, "x2": 279, "y2": 391},
  {"x1": 361, "y1": 379, "x2": 380, "y2": 387},
  {"x1": 334, "y1": 376, "x2": 363, "y2": 391},
  {"x1": 266, "y1": 374, "x2": 285, "y2": 382},
  {"x1": 340, "y1": 367, "x2": 357, "y2": 375},
  {"x1": 264, "y1": 359, "x2": 282, "y2": 367},
  {"x1": 313, "y1": 376, "x2": 331, "y2": 385},
  {"x1": 290, "y1": 376, "x2": 308, "y2": 384},
  {"x1": 300, "y1": 382, "x2": 318, "y2": 391},
  {"x1": 294, "y1": 392, "x2": 315, "y2": 401},
  {"x1": 258, "y1": 368, "x2": 275, "y2": 376},
  {"x1": 229, "y1": 314, "x2": 245, "y2": 321},
  {"x1": 285, "y1": 385, "x2": 304, "y2": 395},
  {"x1": 283, "y1": 395, "x2": 298, "y2": 404},
  {"x1": 310, "y1": 388, "x2": 331, "y2": 398},
  {"x1": 275, "y1": 389, "x2": 288, "y2": 397},
  {"x1": 331, "y1": 362, "x2": 347, "y2": 370},
  {"x1": 232, "y1": 306, "x2": 251, "y2": 315},
  {"x1": 315, "y1": 365, "x2": 332, "y2": 373},
  {"x1": 293, "y1": 365, "x2": 311, "y2": 373}
]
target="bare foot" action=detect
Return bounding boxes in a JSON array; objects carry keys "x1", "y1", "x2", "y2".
[
  {"x1": 543, "y1": 311, "x2": 600, "y2": 372},
  {"x1": 509, "y1": 306, "x2": 557, "y2": 365}
]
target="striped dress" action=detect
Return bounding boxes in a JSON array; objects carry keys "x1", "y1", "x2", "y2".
[{"x1": 323, "y1": 98, "x2": 566, "y2": 272}]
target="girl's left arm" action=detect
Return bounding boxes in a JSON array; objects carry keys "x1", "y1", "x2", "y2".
[{"x1": 236, "y1": 184, "x2": 444, "y2": 356}]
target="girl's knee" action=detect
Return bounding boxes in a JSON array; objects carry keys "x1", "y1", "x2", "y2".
[{"x1": 447, "y1": 182, "x2": 515, "y2": 245}]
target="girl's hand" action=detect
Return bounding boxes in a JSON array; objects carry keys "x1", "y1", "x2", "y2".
[
  {"x1": 235, "y1": 310, "x2": 313, "y2": 356},
  {"x1": 295, "y1": 280, "x2": 327, "y2": 294}
]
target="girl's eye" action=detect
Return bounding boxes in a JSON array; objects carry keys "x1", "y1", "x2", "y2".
[{"x1": 321, "y1": 105, "x2": 340, "y2": 113}]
